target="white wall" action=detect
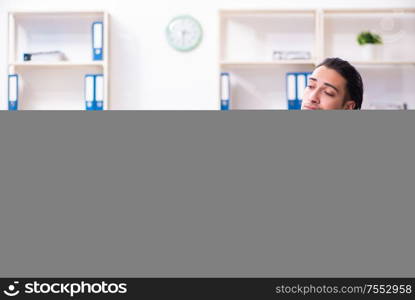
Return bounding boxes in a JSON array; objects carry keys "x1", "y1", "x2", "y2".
[{"x1": 1, "y1": 0, "x2": 414, "y2": 110}]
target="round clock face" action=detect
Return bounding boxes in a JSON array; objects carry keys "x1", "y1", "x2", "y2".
[{"x1": 166, "y1": 15, "x2": 203, "y2": 52}]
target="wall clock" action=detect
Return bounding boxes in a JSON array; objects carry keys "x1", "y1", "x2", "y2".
[{"x1": 166, "y1": 15, "x2": 203, "y2": 52}]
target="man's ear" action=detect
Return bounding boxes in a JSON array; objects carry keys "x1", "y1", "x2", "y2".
[{"x1": 344, "y1": 100, "x2": 356, "y2": 110}]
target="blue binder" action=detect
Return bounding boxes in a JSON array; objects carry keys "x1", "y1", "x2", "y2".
[
  {"x1": 94, "y1": 74, "x2": 104, "y2": 110},
  {"x1": 84, "y1": 75, "x2": 95, "y2": 110},
  {"x1": 286, "y1": 72, "x2": 311, "y2": 110},
  {"x1": 85, "y1": 74, "x2": 104, "y2": 110},
  {"x1": 8, "y1": 74, "x2": 19, "y2": 111},
  {"x1": 92, "y1": 22, "x2": 104, "y2": 61},
  {"x1": 220, "y1": 72, "x2": 231, "y2": 111}
]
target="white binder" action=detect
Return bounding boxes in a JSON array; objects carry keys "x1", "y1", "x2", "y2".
[
  {"x1": 92, "y1": 22, "x2": 104, "y2": 61},
  {"x1": 220, "y1": 72, "x2": 230, "y2": 110},
  {"x1": 287, "y1": 74, "x2": 297, "y2": 101},
  {"x1": 8, "y1": 74, "x2": 19, "y2": 110},
  {"x1": 296, "y1": 74, "x2": 307, "y2": 101},
  {"x1": 95, "y1": 74, "x2": 104, "y2": 110},
  {"x1": 85, "y1": 75, "x2": 95, "y2": 110}
]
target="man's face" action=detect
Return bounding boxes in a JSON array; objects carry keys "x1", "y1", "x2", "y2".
[{"x1": 301, "y1": 66, "x2": 356, "y2": 110}]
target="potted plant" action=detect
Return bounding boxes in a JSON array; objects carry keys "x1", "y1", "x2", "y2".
[{"x1": 357, "y1": 31, "x2": 383, "y2": 61}]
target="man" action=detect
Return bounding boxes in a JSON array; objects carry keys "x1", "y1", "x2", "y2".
[{"x1": 301, "y1": 58, "x2": 364, "y2": 110}]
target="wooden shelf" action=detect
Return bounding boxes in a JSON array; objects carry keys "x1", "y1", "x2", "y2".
[
  {"x1": 350, "y1": 61, "x2": 415, "y2": 66},
  {"x1": 10, "y1": 11, "x2": 107, "y2": 17},
  {"x1": 10, "y1": 62, "x2": 106, "y2": 68},
  {"x1": 323, "y1": 8, "x2": 415, "y2": 14},
  {"x1": 220, "y1": 61, "x2": 415, "y2": 69},
  {"x1": 220, "y1": 60, "x2": 316, "y2": 68}
]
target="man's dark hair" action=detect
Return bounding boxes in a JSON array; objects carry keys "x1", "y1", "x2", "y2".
[{"x1": 317, "y1": 57, "x2": 364, "y2": 110}]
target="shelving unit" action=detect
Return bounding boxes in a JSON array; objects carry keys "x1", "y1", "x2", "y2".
[
  {"x1": 322, "y1": 9, "x2": 415, "y2": 63},
  {"x1": 8, "y1": 11, "x2": 110, "y2": 110},
  {"x1": 220, "y1": 60, "x2": 315, "y2": 68},
  {"x1": 219, "y1": 8, "x2": 415, "y2": 110},
  {"x1": 10, "y1": 62, "x2": 105, "y2": 68}
]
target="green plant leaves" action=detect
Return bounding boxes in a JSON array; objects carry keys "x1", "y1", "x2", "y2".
[{"x1": 357, "y1": 31, "x2": 383, "y2": 45}]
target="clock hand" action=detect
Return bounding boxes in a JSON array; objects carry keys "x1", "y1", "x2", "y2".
[{"x1": 181, "y1": 30, "x2": 185, "y2": 46}]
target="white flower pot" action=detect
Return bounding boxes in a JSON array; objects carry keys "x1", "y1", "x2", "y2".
[{"x1": 361, "y1": 44, "x2": 382, "y2": 61}]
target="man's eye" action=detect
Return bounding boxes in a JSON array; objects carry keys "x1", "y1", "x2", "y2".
[
  {"x1": 325, "y1": 92, "x2": 334, "y2": 97},
  {"x1": 307, "y1": 85, "x2": 315, "y2": 89}
]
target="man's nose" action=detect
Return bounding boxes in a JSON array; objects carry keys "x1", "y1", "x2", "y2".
[{"x1": 309, "y1": 89, "x2": 320, "y2": 104}]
